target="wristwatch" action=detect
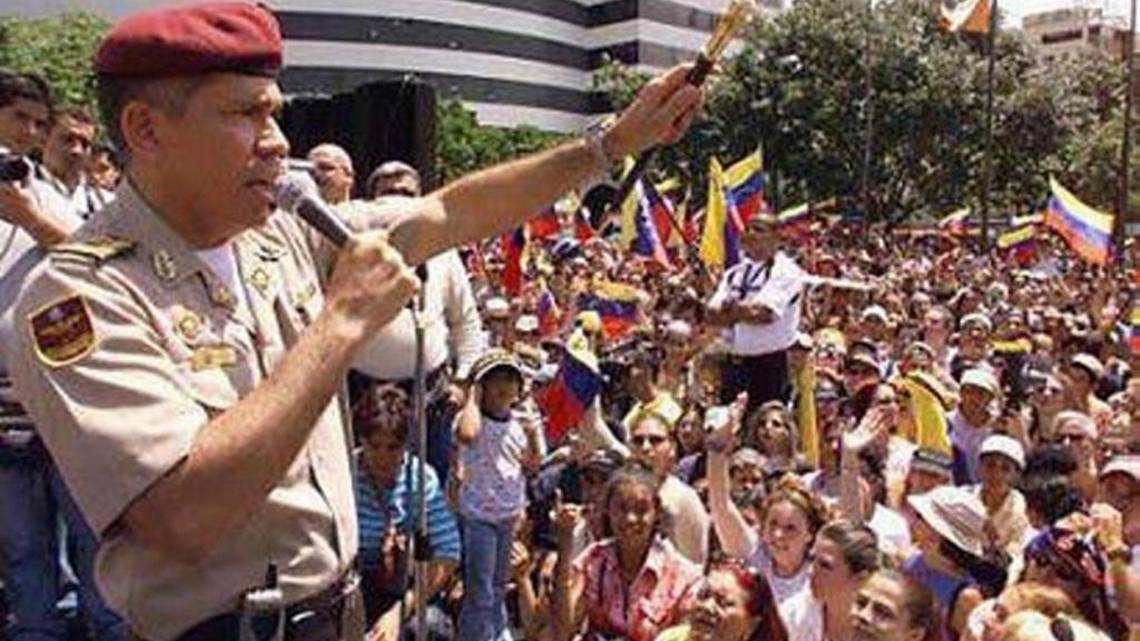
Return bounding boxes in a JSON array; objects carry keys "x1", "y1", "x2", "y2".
[{"x1": 583, "y1": 116, "x2": 621, "y2": 174}]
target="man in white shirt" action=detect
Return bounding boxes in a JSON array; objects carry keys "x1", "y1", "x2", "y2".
[
  {"x1": 306, "y1": 142, "x2": 355, "y2": 205},
  {"x1": 39, "y1": 106, "x2": 114, "y2": 218},
  {"x1": 341, "y1": 169, "x2": 484, "y2": 480},
  {"x1": 949, "y1": 368, "x2": 1000, "y2": 484},
  {"x1": 707, "y1": 213, "x2": 807, "y2": 412},
  {"x1": 0, "y1": 69, "x2": 126, "y2": 641}
]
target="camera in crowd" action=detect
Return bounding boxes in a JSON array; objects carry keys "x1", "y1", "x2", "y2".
[{"x1": 0, "y1": 152, "x2": 31, "y2": 183}]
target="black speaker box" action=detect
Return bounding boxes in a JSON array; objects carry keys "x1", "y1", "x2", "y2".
[{"x1": 280, "y1": 78, "x2": 437, "y2": 195}]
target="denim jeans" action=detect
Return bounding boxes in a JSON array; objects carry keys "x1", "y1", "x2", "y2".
[
  {"x1": 0, "y1": 444, "x2": 126, "y2": 641},
  {"x1": 456, "y1": 516, "x2": 513, "y2": 641}
]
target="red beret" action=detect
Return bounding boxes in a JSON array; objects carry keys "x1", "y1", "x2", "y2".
[{"x1": 94, "y1": 3, "x2": 282, "y2": 78}]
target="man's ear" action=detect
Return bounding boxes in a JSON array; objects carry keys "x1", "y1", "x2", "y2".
[{"x1": 119, "y1": 100, "x2": 163, "y2": 159}]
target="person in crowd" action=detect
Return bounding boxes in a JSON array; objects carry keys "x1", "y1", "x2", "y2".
[
  {"x1": 1097, "y1": 455, "x2": 1140, "y2": 623},
  {"x1": 1022, "y1": 521, "x2": 1129, "y2": 639},
  {"x1": 0, "y1": 68, "x2": 126, "y2": 641},
  {"x1": 963, "y1": 581, "x2": 1078, "y2": 641},
  {"x1": 453, "y1": 349, "x2": 544, "y2": 641},
  {"x1": 905, "y1": 485, "x2": 1005, "y2": 639},
  {"x1": 973, "y1": 434, "x2": 1030, "y2": 562},
  {"x1": 707, "y1": 214, "x2": 809, "y2": 412},
  {"x1": 551, "y1": 463, "x2": 703, "y2": 641},
  {"x1": 654, "y1": 558, "x2": 789, "y2": 641},
  {"x1": 85, "y1": 142, "x2": 121, "y2": 191},
  {"x1": 306, "y1": 142, "x2": 355, "y2": 204},
  {"x1": 949, "y1": 369, "x2": 1001, "y2": 484},
  {"x1": 996, "y1": 611, "x2": 1111, "y2": 641},
  {"x1": 1052, "y1": 411, "x2": 1101, "y2": 502},
  {"x1": 622, "y1": 348, "x2": 685, "y2": 434},
  {"x1": 39, "y1": 105, "x2": 113, "y2": 217},
  {"x1": 850, "y1": 570, "x2": 942, "y2": 641},
  {"x1": 351, "y1": 382, "x2": 461, "y2": 640},
  {"x1": 780, "y1": 520, "x2": 881, "y2": 641},
  {"x1": 367, "y1": 160, "x2": 421, "y2": 200},
  {"x1": 1066, "y1": 354, "x2": 1112, "y2": 435},
  {"x1": 747, "y1": 400, "x2": 798, "y2": 472},
  {"x1": 629, "y1": 410, "x2": 710, "y2": 564},
  {"x1": 707, "y1": 398, "x2": 829, "y2": 603},
  {"x1": 346, "y1": 189, "x2": 485, "y2": 482}
]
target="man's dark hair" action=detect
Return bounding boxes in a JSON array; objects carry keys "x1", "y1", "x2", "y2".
[
  {"x1": 51, "y1": 105, "x2": 95, "y2": 129},
  {"x1": 95, "y1": 74, "x2": 205, "y2": 163},
  {"x1": 0, "y1": 69, "x2": 53, "y2": 113}
]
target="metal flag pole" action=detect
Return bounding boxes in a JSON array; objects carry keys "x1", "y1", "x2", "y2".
[
  {"x1": 981, "y1": 0, "x2": 999, "y2": 249},
  {"x1": 1119, "y1": 0, "x2": 1137, "y2": 245},
  {"x1": 861, "y1": 0, "x2": 875, "y2": 220},
  {"x1": 412, "y1": 272, "x2": 429, "y2": 641}
]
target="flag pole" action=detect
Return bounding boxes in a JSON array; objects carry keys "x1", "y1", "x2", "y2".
[
  {"x1": 981, "y1": 0, "x2": 998, "y2": 250},
  {"x1": 1119, "y1": 0, "x2": 1137, "y2": 246},
  {"x1": 861, "y1": 0, "x2": 876, "y2": 220}
]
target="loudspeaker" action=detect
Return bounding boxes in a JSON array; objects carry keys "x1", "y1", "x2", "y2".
[{"x1": 280, "y1": 78, "x2": 437, "y2": 195}]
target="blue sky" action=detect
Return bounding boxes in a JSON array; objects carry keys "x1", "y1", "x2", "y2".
[{"x1": 1005, "y1": 0, "x2": 1132, "y2": 27}]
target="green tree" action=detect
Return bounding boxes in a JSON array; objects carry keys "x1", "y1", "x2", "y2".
[
  {"x1": 593, "y1": 0, "x2": 1131, "y2": 221},
  {"x1": 0, "y1": 12, "x2": 109, "y2": 112},
  {"x1": 434, "y1": 101, "x2": 570, "y2": 184}
]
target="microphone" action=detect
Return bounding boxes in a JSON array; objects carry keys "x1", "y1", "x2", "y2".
[{"x1": 275, "y1": 170, "x2": 353, "y2": 248}]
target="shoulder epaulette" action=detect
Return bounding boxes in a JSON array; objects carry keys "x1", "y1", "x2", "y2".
[{"x1": 50, "y1": 236, "x2": 136, "y2": 263}]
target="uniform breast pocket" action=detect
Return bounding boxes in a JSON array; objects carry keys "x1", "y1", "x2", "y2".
[{"x1": 175, "y1": 358, "x2": 241, "y2": 415}]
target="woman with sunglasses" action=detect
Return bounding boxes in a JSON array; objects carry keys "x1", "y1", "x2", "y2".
[
  {"x1": 708, "y1": 398, "x2": 830, "y2": 604},
  {"x1": 654, "y1": 558, "x2": 789, "y2": 641},
  {"x1": 551, "y1": 463, "x2": 703, "y2": 641}
]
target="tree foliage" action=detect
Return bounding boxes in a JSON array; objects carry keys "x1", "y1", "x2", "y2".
[
  {"x1": 0, "y1": 12, "x2": 109, "y2": 113},
  {"x1": 434, "y1": 101, "x2": 570, "y2": 184},
  {"x1": 595, "y1": 0, "x2": 1133, "y2": 221}
]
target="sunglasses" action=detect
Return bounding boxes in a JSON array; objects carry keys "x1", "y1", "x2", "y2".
[{"x1": 631, "y1": 434, "x2": 669, "y2": 447}]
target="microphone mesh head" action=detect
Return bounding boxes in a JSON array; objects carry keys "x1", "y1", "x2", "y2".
[{"x1": 274, "y1": 169, "x2": 320, "y2": 212}]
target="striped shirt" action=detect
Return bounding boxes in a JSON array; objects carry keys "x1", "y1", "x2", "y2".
[{"x1": 354, "y1": 453, "x2": 461, "y2": 571}]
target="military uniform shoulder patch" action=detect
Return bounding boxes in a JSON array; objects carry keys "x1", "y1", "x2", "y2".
[
  {"x1": 51, "y1": 236, "x2": 136, "y2": 263},
  {"x1": 28, "y1": 294, "x2": 97, "y2": 367}
]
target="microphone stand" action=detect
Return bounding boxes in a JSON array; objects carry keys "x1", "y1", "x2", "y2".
[{"x1": 411, "y1": 268, "x2": 430, "y2": 641}]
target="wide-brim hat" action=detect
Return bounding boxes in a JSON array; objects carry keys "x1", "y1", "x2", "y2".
[{"x1": 907, "y1": 485, "x2": 987, "y2": 558}]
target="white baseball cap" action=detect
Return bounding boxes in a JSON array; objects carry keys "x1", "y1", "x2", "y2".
[{"x1": 979, "y1": 434, "x2": 1025, "y2": 471}]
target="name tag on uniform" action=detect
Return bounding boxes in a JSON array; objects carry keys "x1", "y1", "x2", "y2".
[{"x1": 190, "y1": 345, "x2": 238, "y2": 371}]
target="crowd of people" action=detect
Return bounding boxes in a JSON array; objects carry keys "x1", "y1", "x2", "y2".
[{"x1": 1, "y1": 5, "x2": 1140, "y2": 641}]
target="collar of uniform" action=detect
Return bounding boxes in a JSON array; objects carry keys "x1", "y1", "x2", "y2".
[{"x1": 110, "y1": 180, "x2": 223, "y2": 289}]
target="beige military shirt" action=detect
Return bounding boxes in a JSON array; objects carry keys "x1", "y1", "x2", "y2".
[{"x1": 5, "y1": 183, "x2": 357, "y2": 641}]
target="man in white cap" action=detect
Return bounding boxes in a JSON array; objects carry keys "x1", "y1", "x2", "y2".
[
  {"x1": 950, "y1": 313, "x2": 993, "y2": 380},
  {"x1": 1097, "y1": 455, "x2": 1140, "y2": 621},
  {"x1": 949, "y1": 368, "x2": 1000, "y2": 484},
  {"x1": 975, "y1": 434, "x2": 1029, "y2": 559},
  {"x1": 1066, "y1": 353, "x2": 1112, "y2": 434}
]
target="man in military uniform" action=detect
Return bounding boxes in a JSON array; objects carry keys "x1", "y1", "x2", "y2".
[{"x1": 3, "y1": 4, "x2": 702, "y2": 641}]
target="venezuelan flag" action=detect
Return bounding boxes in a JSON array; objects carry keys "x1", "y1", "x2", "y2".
[
  {"x1": 1130, "y1": 307, "x2": 1140, "y2": 356},
  {"x1": 997, "y1": 225, "x2": 1036, "y2": 250},
  {"x1": 621, "y1": 180, "x2": 673, "y2": 268},
  {"x1": 699, "y1": 157, "x2": 744, "y2": 268},
  {"x1": 537, "y1": 279, "x2": 561, "y2": 338},
  {"x1": 528, "y1": 205, "x2": 561, "y2": 240},
  {"x1": 576, "y1": 280, "x2": 642, "y2": 339},
  {"x1": 938, "y1": 207, "x2": 971, "y2": 236},
  {"x1": 1045, "y1": 177, "x2": 1115, "y2": 266},
  {"x1": 724, "y1": 151, "x2": 765, "y2": 223},
  {"x1": 501, "y1": 227, "x2": 527, "y2": 295},
  {"x1": 537, "y1": 336, "x2": 603, "y2": 445}
]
